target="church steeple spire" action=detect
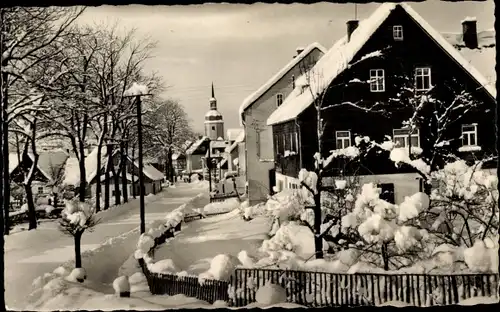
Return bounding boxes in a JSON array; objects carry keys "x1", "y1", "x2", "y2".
[{"x1": 209, "y1": 82, "x2": 217, "y2": 110}]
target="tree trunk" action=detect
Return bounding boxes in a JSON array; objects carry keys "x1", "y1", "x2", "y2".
[
  {"x1": 78, "y1": 143, "x2": 87, "y2": 202},
  {"x1": 1, "y1": 71, "x2": 10, "y2": 235},
  {"x1": 112, "y1": 161, "x2": 120, "y2": 206},
  {"x1": 53, "y1": 192, "x2": 58, "y2": 209},
  {"x1": 167, "y1": 149, "x2": 174, "y2": 183},
  {"x1": 382, "y1": 242, "x2": 389, "y2": 271},
  {"x1": 74, "y1": 231, "x2": 82, "y2": 268},
  {"x1": 95, "y1": 139, "x2": 104, "y2": 213},
  {"x1": 104, "y1": 144, "x2": 112, "y2": 209},
  {"x1": 313, "y1": 190, "x2": 323, "y2": 259},
  {"x1": 24, "y1": 186, "x2": 37, "y2": 230},
  {"x1": 120, "y1": 142, "x2": 128, "y2": 203}
]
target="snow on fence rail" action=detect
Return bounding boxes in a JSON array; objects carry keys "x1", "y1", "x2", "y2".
[
  {"x1": 209, "y1": 193, "x2": 240, "y2": 203},
  {"x1": 230, "y1": 268, "x2": 499, "y2": 307}
]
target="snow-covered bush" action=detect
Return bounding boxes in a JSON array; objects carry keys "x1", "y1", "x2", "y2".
[
  {"x1": 265, "y1": 190, "x2": 304, "y2": 222},
  {"x1": 58, "y1": 199, "x2": 99, "y2": 270},
  {"x1": 260, "y1": 221, "x2": 328, "y2": 260},
  {"x1": 199, "y1": 254, "x2": 241, "y2": 284},
  {"x1": 147, "y1": 259, "x2": 179, "y2": 274},
  {"x1": 203, "y1": 198, "x2": 240, "y2": 215},
  {"x1": 113, "y1": 276, "x2": 130, "y2": 297},
  {"x1": 340, "y1": 183, "x2": 430, "y2": 270},
  {"x1": 255, "y1": 282, "x2": 287, "y2": 305},
  {"x1": 428, "y1": 160, "x2": 498, "y2": 247},
  {"x1": 68, "y1": 268, "x2": 86, "y2": 283},
  {"x1": 135, "y1": 234, "x2": 155, "y2": 259},
  {"x1": 463, "y1": 238, "x2": 498, "y2": 273}
]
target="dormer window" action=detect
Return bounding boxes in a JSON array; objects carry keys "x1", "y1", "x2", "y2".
[
  {"x1": 415, "y1": 67, "x2": 432, "y2": 91},
  {"x1": 369, "y1": 69, "x2": 385, "y2": 92},
  {"x1": 393, "y1": 25, "x2": 403, "y2": 40},
  {"x1": 276, "y1": 93, "x2": 283, "y2": 107},
  {"x1": 461, "y1": 124, "x2": 478, "y2": 146}
]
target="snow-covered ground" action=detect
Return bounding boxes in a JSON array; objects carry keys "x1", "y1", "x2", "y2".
[
  {"x1": 5, "y1": 182, "x2": 207, "y2": 310},
  {"x1": 141, "y1": 208, "x2": 271, "y2": 276}
]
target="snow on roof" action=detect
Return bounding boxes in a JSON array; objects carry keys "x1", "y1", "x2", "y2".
[
  {"x1": 238, "y1": 42, "x2": 327, "y2": 125},
  {"x1": 235, "y1": 129, "x2": 245, "y2": 143},
  {"x1": 461, "y1": 16, "x2": 477, "y2": 23},
  {"x1": 442, "y1": 29, "x2": 496, "y2": 85},
  {"x1": 186, "y1": 136, "x2": 209, "y2": 155},
  {"x1": 267, "y1": 3, "x2": 497, "y2": 126},
  {"x1": 37, "y1": 150, "x2": 69, "y2": 180},
  {"x1": 130, "y1": 159, "x2": 165, "y2": 181},
  {"x1": 62, "y1": 156, "x2": 80, "y2": 186},
  {"x1": 205, "y1": 110, "x2": 223, "y2": 118},
  {"x1": 99, "y1": 172, "x2": 138, "y2": 183},
  {"x1": 227, "y1": 128, "x2": 244, "y2": 142},
  {"x1": 8, "y1": 152, "x2": 53, "y2": 182}
]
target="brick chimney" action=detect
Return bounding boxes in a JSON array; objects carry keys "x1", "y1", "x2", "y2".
[
  {"x1": 347, "y1": 20, "x2": 359, "y2": 42},
  {"x1": 462, "y1": 17, "x2": 478, "y2": 49}
]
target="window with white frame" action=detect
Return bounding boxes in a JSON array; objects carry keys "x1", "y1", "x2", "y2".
[
  {"x1": 415, "y1": 67, "x2": 432, "y2": 91},
  {"x1": 369, "y1": 69, "x2": 385, "y2": 92},
  {"x1": 393, "y1": 128, "x2": 420, "y2": 148},
  {"x1": 393, "y1": 25, "x2": 403, "y2": 40},
  {"x1": 336, "y1": 130, "x2": 351, "y2": 149},
  {"x1": 276, "y1": 93, "x2": 283, "y2": 107},
  {"x1": 462, "y1": 124, "x2": 478, "y2": 146}
]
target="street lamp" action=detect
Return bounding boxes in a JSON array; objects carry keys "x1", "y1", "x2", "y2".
[{"x1": 123, "y1": 83, "x2": 151, "y2": 234}]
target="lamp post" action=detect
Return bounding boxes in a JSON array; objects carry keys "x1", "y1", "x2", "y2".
[{"x1": 123, "y1": 83, "x2": 150, "y2": 234}]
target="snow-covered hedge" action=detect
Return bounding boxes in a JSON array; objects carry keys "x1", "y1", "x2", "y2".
[{"x1": 202, "y1": 198, "x2": 240, "y2": 215}]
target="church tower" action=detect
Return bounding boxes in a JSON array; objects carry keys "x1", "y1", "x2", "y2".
[{"x1": 204, "y1": 83, "x2": 224, "y2": 140}]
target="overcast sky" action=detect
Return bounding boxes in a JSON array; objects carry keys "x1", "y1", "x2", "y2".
[{"x1": 77, "y1": 0, "x2": 495, "y2": 133}]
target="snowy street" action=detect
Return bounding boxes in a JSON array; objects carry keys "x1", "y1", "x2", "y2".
[{"x1": 4, "y1": 183, "x2": 206, "y2": 310}]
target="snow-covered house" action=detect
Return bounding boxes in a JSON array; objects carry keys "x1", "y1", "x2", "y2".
[
  {"x1": 219, "y1": 129, "x2": 246, "y2": 175},
  {"x1": 239, "y1": 42, "x2": 327, "y2": 205},
  {"x1": 185, "y1": 136, "x2": 210, "y2": 176},
  {"x1": 64, "y1": 147, "x2": 165, "y2": 198},
  {"x1": 9, "y1": 152, "x2": 56, "y2": 197},
  {"x1": 267, "y1": 3, "x2": 496, "y2": 204}
]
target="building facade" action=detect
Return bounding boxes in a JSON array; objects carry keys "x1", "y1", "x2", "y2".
[{"x1": 240, "y1": 43, "x2": 327, "y2": 205}]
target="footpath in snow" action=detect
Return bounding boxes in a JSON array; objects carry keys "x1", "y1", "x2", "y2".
[
  {"x1": 5, "y1": 182, "x2": 206, "y2": 311},
  {"x1": 149, "y1": 208, "x2": 271, "y2": 275}
]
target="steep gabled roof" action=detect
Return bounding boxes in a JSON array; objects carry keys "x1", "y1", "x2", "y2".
[
  {"x1": 8, "y1": 152, "x2": 53, "y2": 182},
  {"x1": 186, "y1": 136, "x2": 209, "y2": 155},
  {"x1": 239, "y1": 42, "x2": 327, "y2": 125},
  {"x1": 267, "y1": 3, "x2": 496, "y2": 126}
]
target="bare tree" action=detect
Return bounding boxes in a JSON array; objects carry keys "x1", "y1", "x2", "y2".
[
  {"x1": 1, "y1": 6, "x2": 84, "y2": 234},
  {"x1": 144, "y1": 98, "x2": 194, "y2": 183}
]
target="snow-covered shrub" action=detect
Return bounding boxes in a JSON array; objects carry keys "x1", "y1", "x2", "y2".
[
  {"x1": 265, "y1": 190, "x2": 304, "y2": 222},
  {"x1": 113, "y1": 276, "x2": 131, "y2": 297},
  {"x1": 203, "y1": 198, "x2": 240, "y2": 215},
  {"x1": 428, "y1": 160, "x2": 498, "y2": 247},
  {"x1": 68, "y1": 268, "x2": 86, "y2": 283},
  {"x1": 464, "y1": 238, "x2": 498, "y2": 273},
  {"x1": 340, "y1": 183, "x2": 430, "y2": 270},
  {"x1": 137, "y1": 234, "x2": 155, "y2": 253},
  {"x1": 255, "y1": 282, "x2": 287, "y2": 305},
  {"x1": 52, "y1": 266, "x2": 69, "y2": 277},
  {"x1": 58, "y1": 199, "x2": 99, "y2": 270},
  {"x1": 260, "y1": 221, "x2": 328, "y2": 259},
  {"x1": 148, "y1": 259, "x2": 179, "y2": 274},
  {"x1": 199, "y1": 254, "x2": 241, "y2": 284}
]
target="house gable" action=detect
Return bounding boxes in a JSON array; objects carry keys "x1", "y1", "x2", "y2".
[
  {"x1": 239, "y1": 43, "x2": 327, "y2": 125},
  {"x1": 267, "y1": 3, "x2": 496, "y2": 126}
]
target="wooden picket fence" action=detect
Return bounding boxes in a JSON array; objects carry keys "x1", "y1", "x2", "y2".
[{"x1": 230, "y1": 268, "x2": 499, "y2": 307}]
